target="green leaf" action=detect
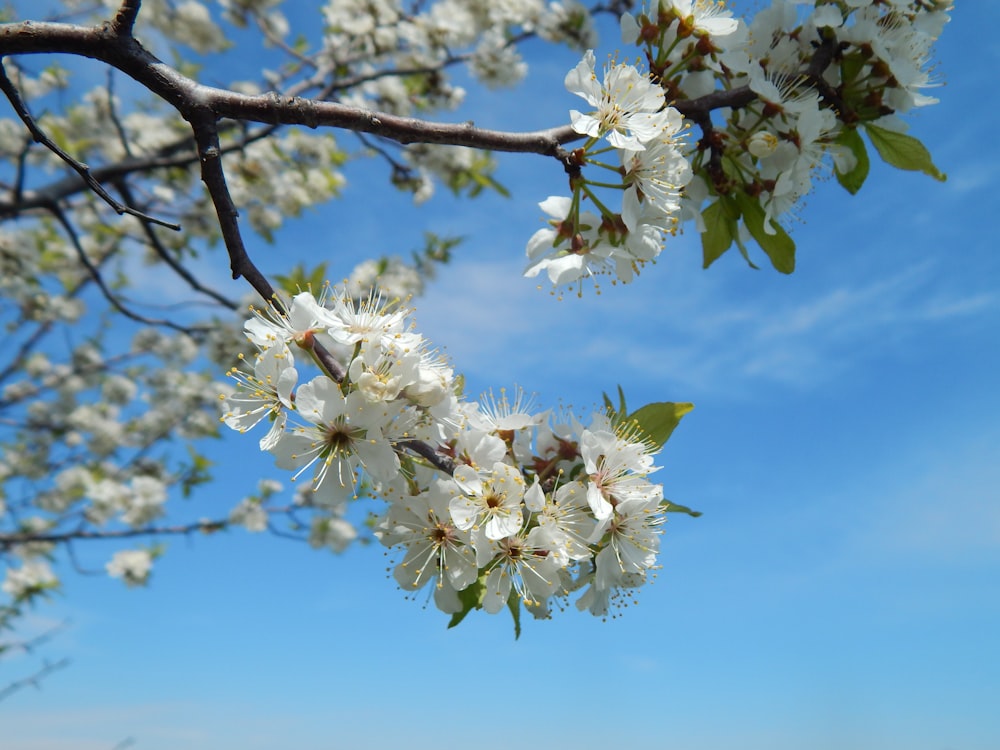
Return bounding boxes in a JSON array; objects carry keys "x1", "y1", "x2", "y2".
[
  {"x1": 662, "y1": 500, "x2": 703, "y2": 518},
  {"x1": 273, "y1": 262, "x2": 329, "y2": 296},
  {"x1": 601, "y1": 385, "x2": 628, "y2": 424},
  {"x1": 700, "y1": 198, "x2": 735, "y2": 268},
  {"x1": 834, "y1": 127, "x2": 870, "y2": 195},
  {"x1": 839, "y1": 51, "x2": 867, "y2": 87},
  {"x1": 734, "y1": 191, "x2": 796, "y2": 274},
  {"x1": 447, "y1": 578, "x2": 486, "y2": 630},
  {"x1": 864, "y1": 124, "x2": 946, "y2": 182},
  {"x1": 180, "y1": 447, "x2": 214, "y2": 499},
  {"x1": 625, "y1": 402, "x2": 694, "y2": 450},
  {"x1": 731, "y1": 230, "x2": 761, "y2": 270},
  {"x1": 506, "y1": 593, "x2": 522, "y2": 640}
]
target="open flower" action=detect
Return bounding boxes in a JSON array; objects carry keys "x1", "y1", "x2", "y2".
[
  {"x1": 565, "y1": 50, "x2": 672, "y2": 151},
  {"x1": 244, "y1": 291, "x2": 336, "y2": 352},
  {"x1": 221, "y1": 345, "x2": 297, "y2": 450},
  {"x1": 449, "y1": 461, "x2": 525, "y2": 541},
  {"x1": 479, "y1": 528, "x2": 563, "y2": 613},
  {"x1": 377, "y1": 480, "x2": 478, "y2": 613},
  {"x1": 270, "y1": 376, "x2": 400, "y2": 503}
]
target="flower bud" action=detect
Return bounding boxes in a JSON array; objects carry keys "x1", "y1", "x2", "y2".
[{"x1": 748, "y1": 131, "x2": 779, "y2": 158}]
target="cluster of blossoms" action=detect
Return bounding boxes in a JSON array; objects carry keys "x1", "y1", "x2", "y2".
[
  {"x1": 0, "y1": 0, "x2": 952, "y2": 638},
  {"x1": 526, "y1": 49, "x2": 693, "y2": 290},
  {"x1": 529, "y1": 0, "x2": 950, "y2": 287},
  {"x1": 222, "y1": 288, "x2": 685, "y2": 619}
]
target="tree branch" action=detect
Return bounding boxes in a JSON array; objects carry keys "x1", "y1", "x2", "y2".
[
  {"x1": 0, "y1": 20, "x2": 578, "y2": 157},
  {"x1": 187, "y1": 111, "x2": 277, "y2": 299},
  {"x1": 110, "y1": 0, "x2": 142, "y2": 38},
  {"x1": 0, "y1": 658, "x2": 71, "y2": 703},
  {"x1": 114, "y1": 181, "x2": 240, "y2": 311},
  {"x1": 0, "y1": 519, "x2": 228, "y2": 549},
  {"x1": 49, "y1": 204, "x2": 210, "y2": 334},
  {"x1": 0, "y1": 58, "x2": 179, "y2": 229}
]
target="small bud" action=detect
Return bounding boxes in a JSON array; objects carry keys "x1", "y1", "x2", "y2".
[{"x1": 748, "y1": 131, "x2": 779, "y2": 158}]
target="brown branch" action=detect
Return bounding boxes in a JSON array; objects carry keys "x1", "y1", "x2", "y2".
[
  {"x1": 0, "y1": 20, "x2": 578, "y2": 157},
  {"x1": 187, "y1": 111, "x2": 277, "y2": 298},
  {"x1": 0, "y1": 124, "x2": 279, "y2": 219},
  {"x1": 114, "y1": 181, "x2": 240, "y2": 311},
  {"x1": 0, "y1": 58, "x2": 179, "y2": 230},
  {"x1": 104, "y1": 68, "x2": 134, "y2": 159},
  {"x1": 672, "y1": 86, "x2": 756, "y2": 120},
  {"x1": 0, "y1": 519, "x2": 228, "y2": 550},
  {"x1": 0, "y1": 658, "x2": 71, "y2": 703},
  {"x1": 398, "y1": 439, "x2": 456, "y2": 476},
  {"x1": 49, "y1": 204, "x2": 209, "y2": 333},
  {"x1": 110, "y1": 0, "x2": 142, "y2": 37},
  {"x1": 0, "y1": 618, "x2": 71, "y2": 656}
]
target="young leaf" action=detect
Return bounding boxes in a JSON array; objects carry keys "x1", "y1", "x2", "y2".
[
  {"x1": 834, "y1": 127, "x2": 870, "y2": 195},
  {"x1": 626, "y1": 402, "x2": 694, "y2": 449},
  {"x1": 506, "y1": 593, "x2": 522, "y2": 640},
  {"x1": 274, "y1": 262, "x2": 329, "y2": 296},
  {"x1": 734, "y1": 191, "x2": 795, "y2": 274},
  {"x1": 701, "y1": 198, "x2": 735, "y2": 268},
  {"x1": 601, "y1": 385, "x2": 628, "y2": 424},
  {"x1": 662, "y1": 500, "x2": 703, "y2": 518},
  {"x1": 864, "y1": 124, "x2": 946, "y2": 181},
  {"x1": 447, "y1": 578, "x2": 486, "y2": 630}
]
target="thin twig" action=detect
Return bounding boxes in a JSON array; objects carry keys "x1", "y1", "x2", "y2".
[
  {"x1": 0, "y1": 59, "x2": 180, "y2": 230},
  {"x1": 48, "y1": 204, "x2": 209, "y2": 334},
  {"x1": 398, "y1": 439, "x2": 456, "y2": 475},
  {"x1": 104, "y1": 68, "x2": 134, "y2": 159},
  {"x1": 0, "y1": 519, "x2": 229, "y2": 550},
  {"x1": 0, "y1": 618, "x2": 72, "y2": 656},
  {"x1": 0, "y1": 658, "x2": 71, "y2": 703},
  {"x1": 115, "y1": 181, "x2": 240, "y2": 311}
]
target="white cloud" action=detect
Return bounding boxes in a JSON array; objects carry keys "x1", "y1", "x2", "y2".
[
  {"x1": 408, "y1": 251, "x2": 997, "y2": 401},
  {"x1": 851, "y1": 439, "x2": 1000, "y2": 562}
]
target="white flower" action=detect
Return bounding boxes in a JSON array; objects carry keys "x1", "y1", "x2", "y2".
[
  {"x1": 2, "y1": 560, "x2": 58, "y2": 599},
  {"x1": 565, "y1": 50, "x2": 673, "y2": 151},
  {"x1": 536, "y1": 481, "x2": 596, "y2": 565},
  {"x1": 749, "y1": 70, "x2": 819, "y2": 116},
  {"x1": 229, "y1": 498, "x2": 269, "y2": 532},
  {"x1": 221, "y1": 345, "x2": 297, "y2": 450},
  {"x1": 106, "y1": 549, "x2": 153, "y2": 586},
  {"x1": 620, "y1": 119, "x2": 691, "y2": 232},
  {"x1": 589, "y1": 494, "x2": 664, "y2": 588},
  {"x1": 538, "y1": 0, "x2": 597, "y2": 50},
  {"x1": 469, "y1": 30, "x2": 528, "y2": 89},
  {"x1": 479, "y1": 527, "x2": 564, "y2": 614},
  {"x1": 308, "y1": 516, "x2": 358, "y2": 553},
  {"x1": 449, "y1": 462, "x2": 526, "y2": 541},
  {"x1": 401, "y1": 350, "x2": 453, "y2": 408},
  {"x1": 326, "y1": 288, "x2": 417, "y2": 350},
  {"x1": 348, "y1": 339, "x2": 416, "y2": 404},
  {"x1": 524, "y1": 196, "x2": 611, "y2": 286},
  {"x1": 748, "y1": 130, "x2": 780, "y2": 158},
  {"x1": 472, "y1": 386, "x2": 543, "y2": 432},
  {"x1": 451, "y1": 429, "x2": 507, "y2": 469},
  {"x1": 665, "y1": 0, "x2": 739, "y2": 38},
  {"x1": 346, "y1": 256, "x2": 424, "y2": 301},
  {"x1": 121, "y1": 476, "x2": 168, "y2": 527},
  {"x1": 271, "y1": 377, "x2": 401, "y2": 502},
  {"x1": 377, "y1": 481, "x2": 478, "y2": 612},
  {"x1": 580, "y1": 427, "x2": 660, "y2": 520},
  {"x1": 244, "y1": 291, "x2": 337, "y2": 352}
]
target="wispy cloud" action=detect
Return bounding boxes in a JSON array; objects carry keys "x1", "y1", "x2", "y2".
[
  {"x1": 849, "y1": 437, "x2": 1000, "y2": 563},
  {"x1": 413, "y1": 251, "x2": 997, "y2": 399}
]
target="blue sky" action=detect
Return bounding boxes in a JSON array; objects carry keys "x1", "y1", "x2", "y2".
[{"x1": 3, "y1": 3, "x2": 1000, "y2": 750}]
